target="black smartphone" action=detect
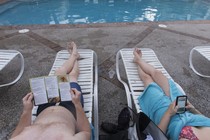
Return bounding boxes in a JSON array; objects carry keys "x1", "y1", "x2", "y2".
[{"x1": 175, "y1": 95, "x2": 187, "y2": 113}]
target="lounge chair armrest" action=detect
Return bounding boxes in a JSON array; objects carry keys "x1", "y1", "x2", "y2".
[{"x1": 116, "y1": 50, "x2": 132, "y2": 108}]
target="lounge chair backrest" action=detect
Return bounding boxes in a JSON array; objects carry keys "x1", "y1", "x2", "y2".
[
  {"x1": 0, "y1": 50, "x2": 24, "y2": 87},
  {"x1": 189, "y1": 46, "x2": 210, "y2": 78}
]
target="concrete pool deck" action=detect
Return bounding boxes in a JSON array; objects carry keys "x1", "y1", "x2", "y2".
[{"x1": 0, "y1": 21, "x2": 210, "y2": 139}]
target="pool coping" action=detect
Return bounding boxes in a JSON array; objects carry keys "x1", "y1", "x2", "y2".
[{"x1": 1, "y1": 20, "x2": 210, "y2": 30}]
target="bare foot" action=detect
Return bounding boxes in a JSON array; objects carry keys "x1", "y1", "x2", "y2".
[
  {"x1": 67, "y1": 42, "x2": 80, "y2": 59},
  {"x1": 133, "y1": 48, "x2": 142, "y2": 63}
]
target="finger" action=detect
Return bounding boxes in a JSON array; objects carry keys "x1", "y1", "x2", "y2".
[
  {"x1": 71, "y1": 88, "x2": 76, "y2": 94},
  {"x1": 23, "y1": 93, "x2": 31, "y2": 101},
  {"x1": 23, "y1": 93, "x2": 30, "y2": 100},
  {"x1": 71, "y1": 88, "x2": 80, "y2": 95},
  {"x1": 174, "y1": 105, "x2": 179, "y2": 110},
  {"x1": 71, "y1": 89, "x2": 76, "y2": 98},
  {"x1": 71, "y1": 88, "x2": 76, "y2": 92},
  {"x1": 71, "y1": 88, "x2": 78, "y2": 92},
  {"x1": 186, "y1": 105, "x2": 192, "y2": 110},
  {"x1": 69, "y1": 90, "x2": 74, "y2": 98},
  {"x1": 25, "y1": 93, "x2": 33, "y2": 101},
  {"x1": 174, "y1": 106, "x2": 179, "y2": 112},
  {"x1": 171, "y1": 102, "x2": 176, "y2": 108},
  {"x1": 186, "y1": 101, "x2": 190, "y2": 105},
  {"x1": 75, "y1": 90, "x2": 81, "y2": 98},
  {"x1": 170, "y1": 101, "x2": 175, "y2": 106},
  {"x1": 28, "y1": 93, "x2": 34, "y2": 101},
  {"x1": 172, "y1": 100, "x2": 176, "y2": 104}
]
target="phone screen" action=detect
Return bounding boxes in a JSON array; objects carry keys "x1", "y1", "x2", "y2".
[{"x1": 176, "y1": 96, "x2": 187, "y2": 113}]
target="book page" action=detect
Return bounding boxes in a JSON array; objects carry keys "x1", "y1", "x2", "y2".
[
  {"x1": 45, "y1": 76, "x2": 60, "y2": 103},
  {"x1": 58, "y1": 75, "x2": 71, "y2": 101},
  {"x1": 30, "y1": 77, "x2": 48, "y2": 105},
  {"x1": 59, "y1": 82, "x2": 71, "y2": 101}
]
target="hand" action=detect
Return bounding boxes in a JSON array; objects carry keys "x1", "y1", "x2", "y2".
[
  {"x1": 71, "y1": 88, "x2": 81, "y2": 105},
  {"x1": 166, "y1": 101, "x2": 178, "y2": 116},
  {"x1": 22, "y1": 92, "x2": 34, "y2": 113},
  {"x1": 185, "y1": 101, "x2": 195, "y2": 111}
]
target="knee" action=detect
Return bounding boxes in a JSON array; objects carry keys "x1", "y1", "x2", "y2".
[
  {"x1": 152, "y1": 69, "x2": 162, "y2": 77},
  {"x1": 69, "y1": 70, "x2": 79, "y2": 77},
  {"x1": 69, "y1": 67, "x2": 79, "y2": 76},
  {"x1": 55, "y1": 67, "x2": 67, "y2": 75},
  {"x1": 141, "y1": 73, "x2": 153, "y2": 86},
  {"x1": 141, "y1": 73, "x2": 152, "y2": 81}
]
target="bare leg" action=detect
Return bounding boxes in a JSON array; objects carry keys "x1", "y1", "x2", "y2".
[
  {"x1": 69, "y1": 61, "x2": 79, "y2": 83},
  {"x1": 137, "y1": 66, "x2": 154, "y2": 87},
  {"x1": 133, "y1": 48, "x2": 170, "y2": 96},
  {"x1": 55, "y1": 42, "x2": 79, "y2": 75},
  {"x1": 69, "y1": 60, "x2": 84, "y2": 107}
]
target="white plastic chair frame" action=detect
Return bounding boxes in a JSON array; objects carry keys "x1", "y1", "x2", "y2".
[
  {"x1": 0, "y1": 50, "x2": 24, "y2": 87},
  {"x1": 189, "y1": 46, "x2": 210, "y2": 78},
  {"x1": 116, "y1": 48, "x2": 185, "y2": 112},
  {"x1": 31, "y1": 49, "x2": 98, "y2": 140}
]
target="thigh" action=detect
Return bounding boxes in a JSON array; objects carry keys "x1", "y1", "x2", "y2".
[
  {"x1": 59, "y1": 101, "x2": 76, "y2": 119},
  {"x1": 152, "y1": 70, "x2": 170, "y2": 96},
  {"x1": 55, "y1": 67, "x2": 68, "y2": 75}
]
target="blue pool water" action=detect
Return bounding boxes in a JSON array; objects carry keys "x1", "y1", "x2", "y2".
[{"x1": 0, "y1": 0, "x2": 210, "y2": 25}]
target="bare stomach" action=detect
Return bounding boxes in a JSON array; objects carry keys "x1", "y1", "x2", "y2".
[
  {"x1": 35, "y1": 106, "x2": 76, "y2": 125},
  {"x1": 15, "y1": 106, "x2": 77, "y2": 140}
]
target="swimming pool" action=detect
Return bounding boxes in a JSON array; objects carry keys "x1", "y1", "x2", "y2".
[{"x1": 0, "y1": 0, "x2": 210, "y2": 25}]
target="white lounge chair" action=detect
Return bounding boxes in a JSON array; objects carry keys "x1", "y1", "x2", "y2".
[
  {"x1": 116, "y1": 48, "x2": 184, "y2": 112},
  {"x1": 189, "y1": 46, "x2": 210, "y2": 78},
  {"x1": 0, "y1": 50, "x2": 24, "y2": 87},
  {"x1": 31, "y1": 49, "x2": 98, "y2": 140}
]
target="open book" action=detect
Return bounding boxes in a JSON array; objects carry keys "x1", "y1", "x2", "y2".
[{"x1": 29, "y1": 75, "x2": 71, "y2": 106}]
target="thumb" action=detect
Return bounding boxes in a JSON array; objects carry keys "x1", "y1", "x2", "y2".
[
  {"x1": 70, "y1": 89, "x2": 75, "y2": 97},
  {"x1": 185, "y1": 104, "x2": 190, "y2": 108},
  {"x1": 28, "y1": 93, "x2": 33, "y2": 101},
  {"x1": 174, "y1": 105, "x2": 179, "y2": 112}
]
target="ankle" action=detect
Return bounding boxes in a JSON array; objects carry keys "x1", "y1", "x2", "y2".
[{"x1": 134, "y1": 57, "x2": 141, "y2": 63}]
